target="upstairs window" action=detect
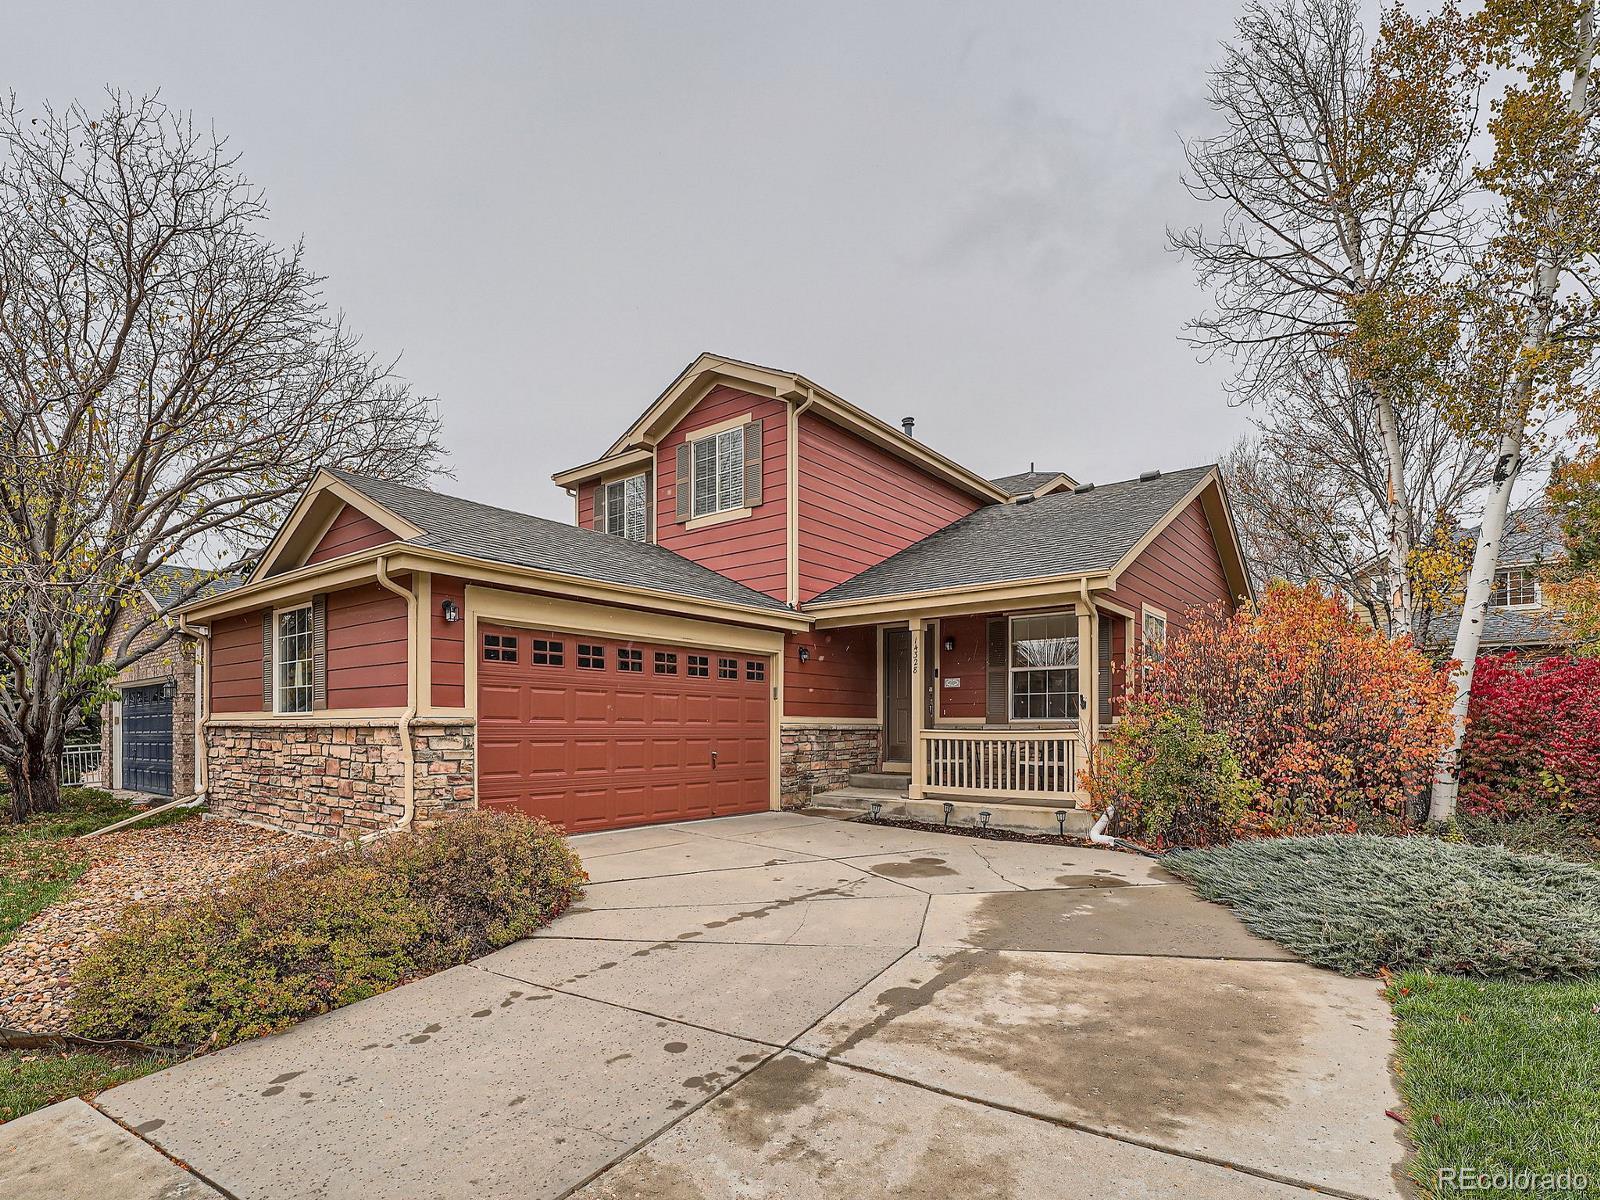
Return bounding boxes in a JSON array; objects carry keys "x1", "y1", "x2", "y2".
[
  {"x1": 691, "y1": 427, "x2": 745, "y2": 518},
  {"x1": 1009, "y1": 613, "x2": 1078, "y2": 721},
  {"x1": 1490, "y1": 567, "x2": 1539, "y2": 609},
  {"x1": 276, "y1": 605, "x2": 315, "y2": 713},
  {"x1": 600, "y1": 474, "x2": 649, "y2": 542}
]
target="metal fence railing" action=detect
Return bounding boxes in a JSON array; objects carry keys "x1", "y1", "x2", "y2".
[{"x1": 61, "y1": 742, "x2": 103, "y2": 786}]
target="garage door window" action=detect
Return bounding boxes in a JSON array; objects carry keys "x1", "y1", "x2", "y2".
[
  {"x1": 483, "y1": 633, "x2": 518, "y2": 663},
  {"x1": 617, "y1": 647, "x2": 643, "y2": 672},
  {"x1": 654, "y1": 651, "x2": 678, "y2": 674},
  {"x1": 578, "y1": 644, "x2": 605, "y2": 670},
  {"x1": 531, "y1": 639, "x2": 563, "y2": 666},
  {"x1": 688, "y1": 654, "x2": 709, "y2": 677},
  {"x1": 746, "y1": 660, "x2": 766, "y2": 682}
]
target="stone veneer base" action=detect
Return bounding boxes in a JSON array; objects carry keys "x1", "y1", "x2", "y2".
[
  {"x1": 780, "y1": 722, "x2": 883, "y2": 808},
  {"x1": 205, "y1": 717, "x2": 476, "y2": 839}
]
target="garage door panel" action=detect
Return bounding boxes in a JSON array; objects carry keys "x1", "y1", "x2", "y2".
[{"x1": 476, "y1": 623, "x2": 770, "y2": 835}]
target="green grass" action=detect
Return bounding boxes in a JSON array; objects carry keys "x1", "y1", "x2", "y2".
[
  {"x1": 1389, "y1": 972, "x2": 1600, "y2": 1199},
  {"x1": 1, "y1": 787, "x2": 195, "y2": 842},
  {"x1": 1166, "y1": 834, "x2": 1600, "y2": 978},
  {"x1": 0, "y1": 1049, "x2": 175, "y2": 1124}
]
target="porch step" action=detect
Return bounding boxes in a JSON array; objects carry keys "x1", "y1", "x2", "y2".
[
  {"x1": 846, "y1": 772, "x2": 911, "y2": 792},
  {"x1": 817, "y1": 790, "x2": 1096, "y2": 838}
]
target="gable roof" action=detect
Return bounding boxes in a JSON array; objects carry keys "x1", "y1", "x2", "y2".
[
  {"x1": 807, "y1": 465, "x2": 1229, "y2": 606},
  {"x1": 326, "y1": 470, "x2": 795, "y2": 615},
  {"x1": 991, "y1": 470, "x2": 1077, "y2": 498},
  {"x1": 554, "y1": 352, "x2": 1009, "y2": 504},
  {"x1": 144, "y1": 564, "x2": 247, "y2": 613}
]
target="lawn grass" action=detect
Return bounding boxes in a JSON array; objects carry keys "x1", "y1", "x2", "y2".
[
  {"x1": 0, "y1": 1048, "x2": 175, "y2": 1124},
  {"x1": 1388, "y1": 971, "x2": 1600, "y2": 1199}
]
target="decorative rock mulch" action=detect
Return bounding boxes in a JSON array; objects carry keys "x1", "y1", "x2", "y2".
[{"x1": 0, "y1": 818, "x2": 311, "y2": 1034}]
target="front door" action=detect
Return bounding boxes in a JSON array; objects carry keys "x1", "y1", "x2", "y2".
[
  {"x1": 121, "y1": 682, "x2": 173, "y2": 796},
  {"x1": 882, "y1": 628, "x2": 935, "y2": 764}
]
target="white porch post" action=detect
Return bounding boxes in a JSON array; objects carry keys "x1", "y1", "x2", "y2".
[
  {"x1": 908, "y1": 616, "x2": 926, "y2": 800},
  {"x1": 1077, "y1": 603, "x2": 1097, "y2": 792}
]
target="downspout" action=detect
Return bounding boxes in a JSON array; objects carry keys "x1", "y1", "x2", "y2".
[{"x1": 374, "y1": 556, "x2": 418, "y2": 833}]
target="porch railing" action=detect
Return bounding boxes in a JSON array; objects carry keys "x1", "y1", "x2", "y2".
[
  {"x1": 61, "y1": 741, "x2": 103, "y2": 786},
  {"x1": 919, "y1": 729, "x2": 1079, "y2": 802}
]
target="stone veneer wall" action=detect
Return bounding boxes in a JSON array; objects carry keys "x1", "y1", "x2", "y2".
[
  {"x1": 206, "y1": 717, "x2": 476, "y2": 838},
  {"x1": 780, "y1": 722, "x2": 882, "y2": 807}
]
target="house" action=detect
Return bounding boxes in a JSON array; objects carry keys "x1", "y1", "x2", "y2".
[
  {"x1": 1424, "y1": 506, "x2": 1571, "y2": 659},
  {"x1": 95, "y1": 566, "x2": 244, "y2": 797},
  {"x1": 173, "y1": 353, "x2": 1251, "y2": 838}
]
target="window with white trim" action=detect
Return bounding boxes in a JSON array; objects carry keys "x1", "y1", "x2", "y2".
[
  {"x1": 602, "y1": 474, "x2": 649, "y2": 542},
  {"x1": 1489, "y1": 567, "x2": 1539, "y2": 609},
  {"x1": 1142, "y1": 608, "x2": 1168, "y2": 669},
  {"x1": 691, "y1": 426, "x2": 745, "y2": 518},
  {"x1": 276, "y1": 605, "x2": 314, "y2": 713},
  {"x1": 1009, "y1": 613, "x2": 1078, "y2": 721}
]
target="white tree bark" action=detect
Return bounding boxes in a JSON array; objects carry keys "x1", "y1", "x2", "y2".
[{"x1": 1374, "y1": 390, "x2": 1416, "y2": 638}]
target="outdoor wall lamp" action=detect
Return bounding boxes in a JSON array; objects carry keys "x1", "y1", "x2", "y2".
[
  {"x1": 797, "y1": 646, "x2": 810, "y2": 664},
  {"x1": 943, "y1": 636, "x2": 955, "y2": 652},
  {"x1": 440, "y1": 599, "x2": 461, "y2": 624}
]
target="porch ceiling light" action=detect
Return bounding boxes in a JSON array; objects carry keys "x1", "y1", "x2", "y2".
[{"x1": 440, "y1": 598, "x2": 461, "y2": 624}]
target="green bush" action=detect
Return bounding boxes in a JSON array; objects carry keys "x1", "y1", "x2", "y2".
[
  {"x1": 69, "y1": 812, "x2": 586, "y2": 1050},
  {"x1": 1166, "y1": 835, "x2": 1600, "y2": 979},
  {"x1": 1088, "y1": 702, "x2": 1257, "y2": 847}
]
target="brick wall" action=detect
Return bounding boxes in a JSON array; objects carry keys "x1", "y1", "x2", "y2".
[
  {"x1": 98, "y1": 599, "x2": 198, "y2": 795},
  {"x1": 780, "y1": 723, "x2": 882, "y2": 807},
  {"x1": 206, "y1": 717, "x2": 476, "y2": 838}
]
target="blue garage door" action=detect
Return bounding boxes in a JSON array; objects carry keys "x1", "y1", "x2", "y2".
[{"x1": 122, "y1": 683, "x2": 173, "y2": 796}]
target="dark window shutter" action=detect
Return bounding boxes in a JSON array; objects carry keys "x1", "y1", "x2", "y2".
[
  {"x1": 743, "y1": 419, "x2": 763, "y2": 507},
  {"x1": 1097, "y1": 614, "x2": 1113, "y2": 726},
  {"x1": 261, "y1": 611, "x2": 273, "y2": 710},
  {"x1": 675, "y1": 443, "x2": 692, "y2": 521},
  {"x1": 644, "y1": 474, "x2": 655, "y2": 541},
  {"x1": 311, "y1": 594, "x2": 328, "y2": 710},
  {"x1": 986, "y1": 618, "x2": 1008, "y2": 724},
  {"x1": 592, "y1": 485, "x2": 608, "y2": 533}
]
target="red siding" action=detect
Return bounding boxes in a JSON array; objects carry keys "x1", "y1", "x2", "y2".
[
  {"x1": 211, "y1": 609, "x2": 268, "y2": 713},
  {"x1": 1103, "y1": 497, "x2": 1235, "y2": 667},
  {"x1": 325, "y1": 583, "x2": 409, "y2": 709},
  {"x1": 305, "y1": 504, "x2": 397, "y2": 565},
  {"x1": 655, "y1": 387, "x2": 789, "y2": 600},
  {"x1": 431, "y1": 575, "x2": 466, "y2": 709},
  {"x1": 784, "y1": 627, "x2": 877, "y2": 719},
  {"x1": 796, "y1": 413, "x2": 982, "y2": 602},
  {"x1": 935, "y1": 613, "x2": 990, "y2": 719}
]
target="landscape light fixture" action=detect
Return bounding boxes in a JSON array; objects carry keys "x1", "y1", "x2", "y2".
[
  {"x1": 978, "y1": 810, "x2": 992, "y2": 830},
  {"x1": 869, "y1": 800, "x2": 883, "y2": 821},
  {"x1": 1055, "y1": 809, "x2": 1068, "y2": 837},
  {"x1": 440, "y1": 598, "x2": 461, "y2": 624},
  {"x1": 942, "y1": 801, "x2": 954, "y2": 826}
]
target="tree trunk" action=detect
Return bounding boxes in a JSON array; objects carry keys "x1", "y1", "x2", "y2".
[
  {"x1": 1428, "y1": 431, "x2": 1522, "y2": 823},
  {"x1": 1373, "y1": 389, "x2": 1416, "y2": 638},
  {"x1": 5, "y1": 727, "x2": 64, "y2": 823}
]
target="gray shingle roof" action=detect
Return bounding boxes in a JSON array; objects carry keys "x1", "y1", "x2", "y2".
[
  {"x1": 990, "y1": 470, "x2": 1070, "y2": 497},
  {"x1": 329, "y1": 470, "x2": 794, "y2": 615},
  {"x1": 809, "y1": 465, "x2": 1218, "y2": 605},
  {"x1": 1424, "y1": 605, "x2": 1570, "y2": 649},
  {"x1": 145, "y1": 564, "x2": 247, "y2": 612}
]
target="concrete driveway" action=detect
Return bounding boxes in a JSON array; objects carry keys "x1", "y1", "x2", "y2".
[{"x1": 2, "y1": 811, "x2": 1405, "y2": 1200}]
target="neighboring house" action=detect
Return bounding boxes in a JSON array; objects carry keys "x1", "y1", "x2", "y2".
[
  {"x1": 95, "y1": 566, "x2": 245, "y2": 797},
  {"x1": 1424, "y1": 506, "x2": 1571, "y2": 659},
  {"x1": 174, "y1": 352, "x2": 1251, "y2": 838}
]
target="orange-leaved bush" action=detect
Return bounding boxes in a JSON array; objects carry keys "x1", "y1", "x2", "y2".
[{"x1": 1093, "y1": 582, "x2": 1453, "y2": 838}]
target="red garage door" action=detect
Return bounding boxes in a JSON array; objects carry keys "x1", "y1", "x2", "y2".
[{"x1": 476, "y1": 624, "x2": 772, "y2": 833}]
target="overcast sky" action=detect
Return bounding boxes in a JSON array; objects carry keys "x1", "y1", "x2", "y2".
[{"x1": 18, "y1": 0, "x2": 1272, "y2": 520}]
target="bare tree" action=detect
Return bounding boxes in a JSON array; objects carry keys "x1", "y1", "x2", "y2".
[
  {"x1": 0, "y1": 92, "x2": 444, "y2": 819},
  {"x1": 1429, "y1": 0, "x2": 1600, "y2": 820},
  {"x1": 1173, "y1": 0, "x2": 1481, "y2": 639}
]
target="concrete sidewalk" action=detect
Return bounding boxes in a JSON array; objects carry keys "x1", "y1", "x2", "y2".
[{"x1": 1, "y1": 811, "x2": 1406, "y2": 1199}]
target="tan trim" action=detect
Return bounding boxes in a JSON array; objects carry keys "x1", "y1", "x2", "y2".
[
  {"x1": 685, "y1": 506, "x2": 753, "y2": 531},
  {"x1": 907, "y1": 616, "x2": 926, "y2": 800},
  {"x1": 809, "y1": 576, "x2": 1108, "y2": 626},
  {"x1": 205, "y1": 708, "x2": 409, "y2": 727},
  {"x1": 179, "y1": 543, "x2": 809, "y2": 632},
  {"x1": 779, "y1": 716, "x2": 882, "y2": 728},
  {"x1": 551, "y1": 446, "x2": 654, "y2": 488},
  {"x1": 250, "y1": 470, "x2": 423, "y2": 582},
  {"x1": 769, "y1": 642, "x2": 783, "y2": 811},
  {"x1": 415, "y1": 571, "x2": 437, "y2": 717},
  {"x1": 1200, "y1": 474, "x2": 1256, "y2": 604},
  {"x1": 1095, "y1": 597, "x2": 1137, "y2": 620},
  {"x1": 589, "y1": 354, "x2": 1006, "y2": 504},
  {"x1": 785, "y1": 391, "x2": 814, "y2": 606},
  {"x1": 684, "y1": 411, "x2": 754, "y2": 441}
]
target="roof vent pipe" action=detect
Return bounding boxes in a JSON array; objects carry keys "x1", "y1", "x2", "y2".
[
  {"x1": 1139, "y1": 469, "x2": 1162, "y2": 481},
  {"x1": 901, "y1": 416, "x2": 915, "y2": 439}
]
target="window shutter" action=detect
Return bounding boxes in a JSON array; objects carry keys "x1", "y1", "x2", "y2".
[
  {"x1": 261, "y1": 611, "x2": 274, "y2": 710},
  {"x1": 743, "y1": 419, "x2": 763, "y2": 507},
  {"x1": 986, "y1": 618, "x2": 1008, "y2": 724},
  {"x1": 592, "y1": 485, "x2": 607, "y2": 534},
  {"x1": 644, "y1": 475, "x2": 655, "y2": 542},
  {"x1": 675, "y1": 443, "x2": 692, "y2": 521},
  {"x1": 311, "y1": 594, "x2": 328, "y2": 710},
  {"x1": 1097, "y1": 614, "x2": 1113, "y2": 726}
]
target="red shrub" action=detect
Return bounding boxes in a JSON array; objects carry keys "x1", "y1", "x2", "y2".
[
  {"x1": 1142, "y1": 582, "x2": 1454, "y2": 832},
  {"x1": 1458, "y1": 653, "x2": 1600, "y2": 818}
]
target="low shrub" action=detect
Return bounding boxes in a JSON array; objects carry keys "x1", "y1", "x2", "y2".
[
  {"x1": 1142, "y1": 582, "x2": 1453, "y2": 833},
  {"x1": 1458, "y1": 653, "x2": 1600, "y2": 821},
  {"x1": 1454, "y1": 807, "x2": 1600, "y2": 865},
  {"x1": 1086, "y1": 702, "x2": 1257, "y2": 847},
  {"x1": 69, "y1": 812, "x2": 586, "y2": 1050},
  {"x1": 1166, "y1": 834, "x2": 1600, "y2": 979}
]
